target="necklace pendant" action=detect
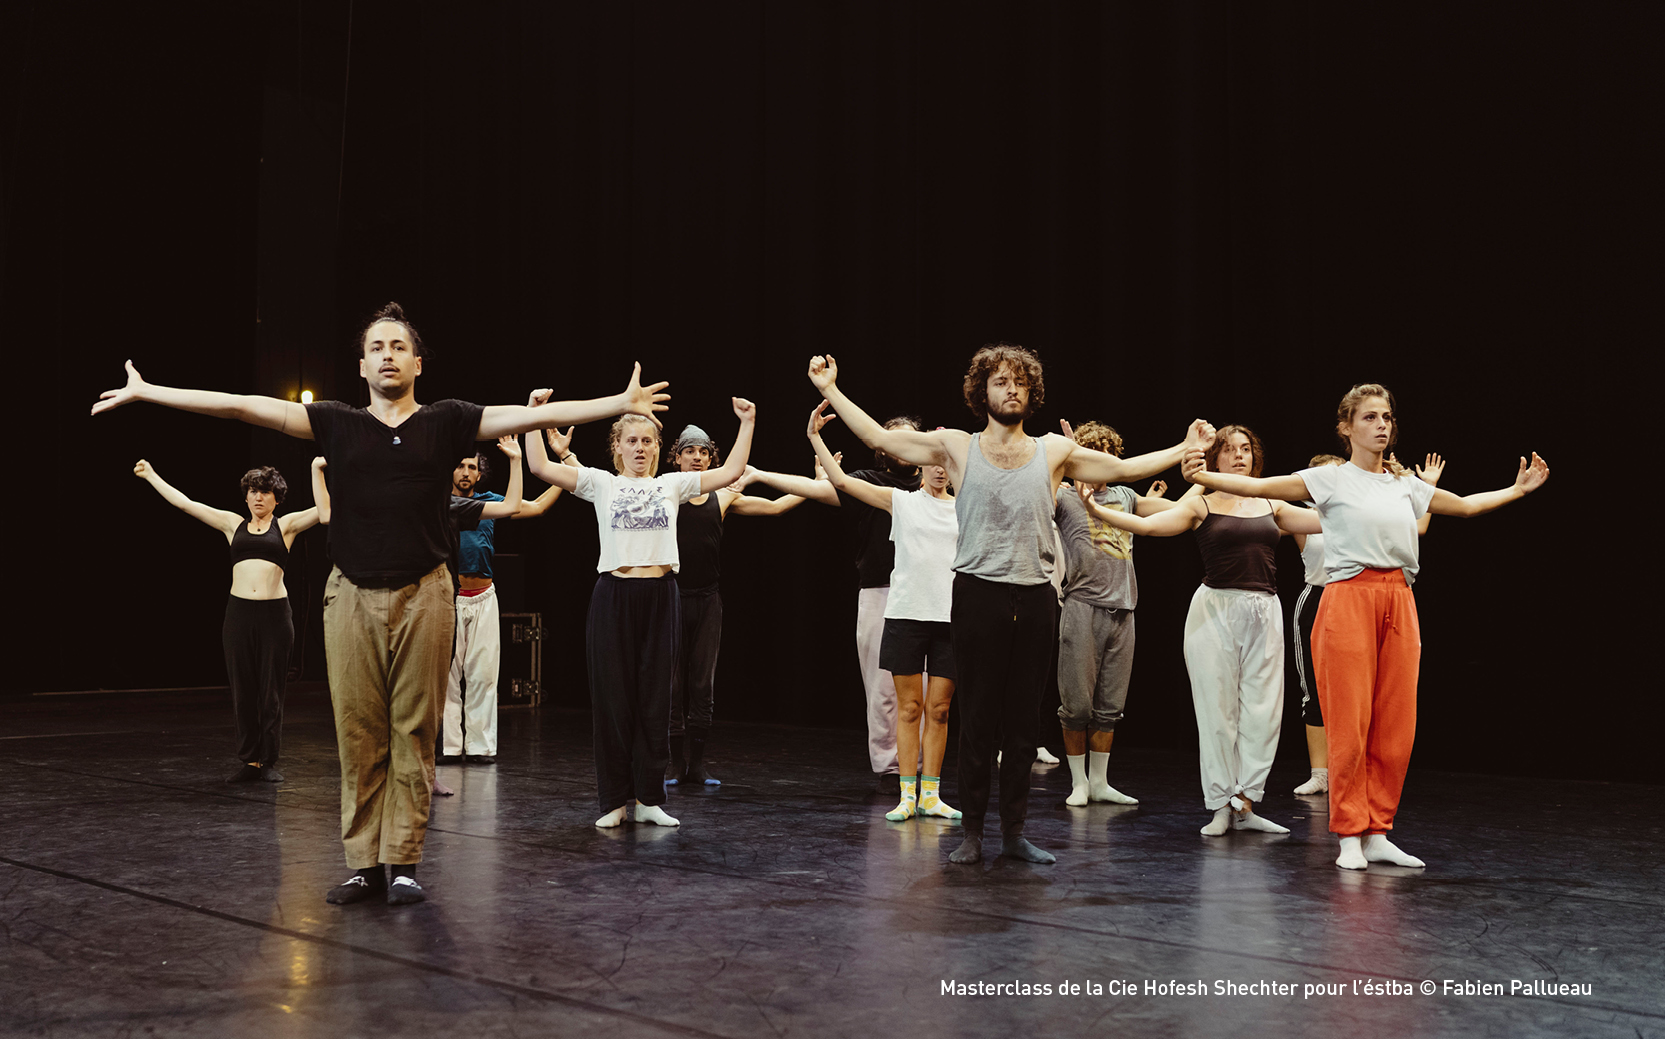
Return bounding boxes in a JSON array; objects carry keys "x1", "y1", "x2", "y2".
[{"x1": 392, "y1": 436, "x2": 402, "y2": 445}]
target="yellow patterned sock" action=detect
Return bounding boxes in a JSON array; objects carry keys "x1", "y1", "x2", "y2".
[
  {"x1": 918, "y1": 776, "x2": 961, "y2": 819},
  {"x1": 885, "y1": 775, "x2": 918, "y2": 821}
]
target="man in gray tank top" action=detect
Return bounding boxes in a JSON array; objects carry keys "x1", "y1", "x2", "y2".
[{"x1": 809, "y1": 344, "x2": 1215, "y2": 865}]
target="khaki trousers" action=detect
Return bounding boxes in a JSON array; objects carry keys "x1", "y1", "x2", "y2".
[{"x1": 323, "y1": 564, "x2": 454, "y2": 867}]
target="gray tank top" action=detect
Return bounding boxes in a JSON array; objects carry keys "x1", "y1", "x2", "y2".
[{"x1": 951, "y1": 434, "x2": 1056, "y2": 585}]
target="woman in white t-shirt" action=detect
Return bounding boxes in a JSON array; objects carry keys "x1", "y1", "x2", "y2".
[
  {"x1": 1183, "y1": 383, "x2": 1547, "y2": 871},
  {"x1": 807, "y1": 402, "x2": 961, "y2": 823},
  {"x1": 529, "y1": 398, "x2": 757, "y2": 828}
]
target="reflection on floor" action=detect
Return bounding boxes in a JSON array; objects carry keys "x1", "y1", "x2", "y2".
[{"x1": 2, "y1": 686, "x2": 1659, "y2": 1039}]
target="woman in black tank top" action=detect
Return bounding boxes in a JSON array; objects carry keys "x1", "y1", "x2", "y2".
[
  {"x1": 134, "y1": 458, "x2": 322, "y2": 783},
  {"x1": 1076, "y1": 426, "x2": 1319, "y2": 837}
]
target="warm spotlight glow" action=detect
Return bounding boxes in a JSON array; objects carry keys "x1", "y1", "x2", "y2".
[{"x1": 300, "y1": 390, "x2": 314, "y2": 404}]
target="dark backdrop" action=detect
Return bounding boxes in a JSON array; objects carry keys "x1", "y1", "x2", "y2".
[{"x1": 4, "y1": 2, "x2": 1654, "y2": 781}]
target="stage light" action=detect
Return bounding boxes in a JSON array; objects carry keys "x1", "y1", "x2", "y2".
[{"x1": 301, "y1": 390, "x2": 314, "y2": 404}]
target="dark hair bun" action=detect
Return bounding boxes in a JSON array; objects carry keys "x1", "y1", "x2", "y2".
[{"x1": 373, "y1": 302, "x2": 408, "y2": 323}]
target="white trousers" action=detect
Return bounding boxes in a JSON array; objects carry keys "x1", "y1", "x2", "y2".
[
  {"x1": 444, "y1": 584, "x2": 501, "y2": 756},
  {"x1": 1182, "y1": 585, "x2": 1284, "y2": 809},
  {"x1": 856, "y1": 586, "x2": 899, "y2": 774}
]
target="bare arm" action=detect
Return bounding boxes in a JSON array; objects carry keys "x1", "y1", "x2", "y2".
[
  {"x1": 1427, "y1": 453, "x2": 1548, "y2": 517},
  {"x1": 1412, "y1": 453, "x2": 1444, "y2": 534},
  {"x1": 97, "y1": 362, "x2": 312, "y2": 438},
  {"x1": 476, "y1": 363, "x2": 669, "y2": 438},
  {"x1": 133, "y1": 460, "x2": 241, "y2": 534},
  {"x1": 724, "y1": 491, "x2": 807, "y2": 517},
  {"x1": 281, "y1": 506, "x2": 321, "y2": 539},
  {"x1": 478, "y1": 436, "x2": 524, "y2": 519},
  {"x1": 521, "y1": 390, "x2": 583, "y2": 491},
  {"x1": 1272, "y1": 501, "x2": 1322, "y2": 536},
  {"x1": 808, "y1": 402, "x2": 893, "y2": 512},
  {"x1": 743, "y1": 465, "x2": 840, "y2": 505},
  {"x1": 1079, "y1": 481, "x2": 1201, "y2": 536},
  {"x1": 1182, "y1": 449, "x2": 1313, "y2": 501},
  {"x1": 310, "y1": 457, "x2": 330, "y2": 524},
  {"x1": 697, "y1": 398, "x2": 757, "y2": 494},
  {"x1": 808, "y1": 354, "x2": 954, "y2": 468},
  {"x1": 1061, "y1": 420, "x2": 1215, "y2": 485}
]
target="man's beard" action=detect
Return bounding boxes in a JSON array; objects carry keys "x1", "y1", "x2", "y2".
[{"x1": 989, "y1": 402, "x2": 1027, "y2": 427}]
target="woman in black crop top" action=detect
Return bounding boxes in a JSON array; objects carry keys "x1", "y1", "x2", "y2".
[
  {"x1": 1079, "y1": 426, "x2": 1318, "y2": 838},
  {"x1": 135, "y1": 458, "x2": 323, "y2": 783}
]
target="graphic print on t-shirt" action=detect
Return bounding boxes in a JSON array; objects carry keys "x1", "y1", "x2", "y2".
[
  {"x1": 611, "y1": 484, "x2": 671, "y2": 530},
  {"x1": 1088, "y1": 503, "x2": 1133, "y2": 560}
]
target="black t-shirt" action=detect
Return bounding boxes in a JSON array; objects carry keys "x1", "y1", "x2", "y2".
[
  {"x1": 840, "y1": 468, "x2": 922, "y2": 588},
  {"x1": 306, "y1": 399, "x2": 485, "y2": 585}
]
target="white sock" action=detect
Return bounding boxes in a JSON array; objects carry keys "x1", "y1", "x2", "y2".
[
  {"x1": 1336, "y1": 836, "x2": 1367, "y2": 870},
  {"x1": 1065, "y1": 754, "x2": 1089, "y2": 807},
  {"x1": 1363, "y1": 834, "x2": 1425, "y2": 867},
  {"x1": 1294, "y1": 768, "x2": 1329, "y2": 795},
  {"x1": 595, "y1": 806, "x2": 628, "y2": 828},
  {"x1": 1201, "y1": 806, "x2": 1231, "y2": 836},
  {"x1": 1035, "y1": 746, "x2": 1060, "y2": 765},
  {"x1": 634, "y1": 803, "x2": 680, "y2": 827},
  {"x1": 1087, "y1": 751, "x2": 1138, "y2": 804},
  {"x1": 1230, "y1": 805, "x2": 1290, "y2": 834}
]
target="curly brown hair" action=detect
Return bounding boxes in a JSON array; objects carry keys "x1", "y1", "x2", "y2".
[
  {"x1": 1204, "y1": 425, "x2": 1266, "y2": 479},
  {"x1": 1068, "y1": 420, "x2": 1124, "y2": 458},
  {"x1": 240, "y1": 465, "x2": 288, "y2": 503},
  {"x1": 963, "y1": 342, "x2": 1044, "y2": 423},
  {"x1": 609, "y1": 415, "x2": 661, "y2": 476}
]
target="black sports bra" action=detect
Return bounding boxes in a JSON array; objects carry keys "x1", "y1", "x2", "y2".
[{"x1": 230, "y1": 519, "x2": 288, "y2": 570}]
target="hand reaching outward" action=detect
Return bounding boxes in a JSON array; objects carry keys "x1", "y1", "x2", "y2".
[
  {"x1": 1183, "y1": 419, "x2": 1217, "y2": 452},
  {"x1": 1414, "y1": 452, "x2": 1445, "y2": 486},
  {"x1": 527, "y1": 388, "x2": 552, "y2": 407},
  {"x1": 1147, "y1": 479, "x2": 1169, "y2": 499},
  {"x1": 1181, "y1": 447, "x2": 1208, "y2": 484},
  {"x1": 134, "y1": 459, "x2": 156, "y2": 481},
  {"x1": 732, "y1": 397, "x2": 756, "y2": 423},
  {"x1": 496, "y1": 435, "x2": 522, "y2": 460},
  {"x1": 94, "y1": 361, "x2": 151, "y2": 416},
  {"x1": 546, "y1": 426, "x2": 575, "y2": 457},
  {"x1": 807, "y1": 400, "x2": 839, "y2": 437},
  {"x1": 1059, "y1": 418, "x2": 1076, "y2": 442},
  {"x1": 622, "y1": 363, "x2": 671, "y2": 429},
  {"x1": 807, "y1": 354, "x2": 839, "y2": 395},
  {"x1": 1076, "y1": 479, "x2": 1103, "y2": 517},
  {"x1": 1513, "y1": 452, "x2": 1550, "y2": 495}
]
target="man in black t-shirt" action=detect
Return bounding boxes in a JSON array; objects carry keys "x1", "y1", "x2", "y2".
[
  {"x1": 742, "y1": 417, "x2": 922, "y2": 793},
  {"x1": 94, "y1": 302, "x2": 668, "y2": 905}
]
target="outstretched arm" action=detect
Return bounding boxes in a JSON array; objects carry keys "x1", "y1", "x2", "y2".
[
  {"x1": 309, "y1": 457, "x2": 331, "y2": 525},
  {"x1": 1272, "y1": 501, "x2": 1322, "y2": 536},
  {"x1": 1079, "y1": 481, "x2": 1200, "y2": 537},
  {"x1": 476, "y1": 363, "x2": 670, "y2": 439},
  {"x1": 133, "y1": 460, "x2": 242, "y2": 534},
  {"x1": 724, "y1": 491, "x2": 807, "y2": 517},
  {"x1": 1427, "y1": 453, "x2": 1548, "y2": 517},
  {"x1": 808, "y1": 354, "x2": 954, "y2": 468},
  {"x1": 521, "y1": 390, "x2": 583, "y2": 492},
  {"x1": 97, "y1": 362, "x2": 312, "y2": 439},
  {"x1": 1182, "y1": 450, "x2": 1313, "y2": 501},
  {"x1": 1062, "y1": 420, "x2": 1215, "y2": 485},
  {"x1": 698, "y1": 398, "x2": 758, "y2": 494},
  {"x1": 808, "y1": 402, "x2": 893, "y2": 512},
  {"x1": 479, "y1": 436, "x2": 524, "y2": 519},
  {"x1": 742, "y1": 464, "x2": 839, "y2": 506}
]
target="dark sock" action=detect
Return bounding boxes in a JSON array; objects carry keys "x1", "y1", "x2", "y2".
[
  {"x1": 325, "y1": 866, "x2": 384, "y2": 905},
  {"x1": 666, "y1": 736, "x2": 687, "y2": 784},
  {"x1": 685, "y1": 727, "x2": 719, "y2": 786},
  {"x1": 1000, "y1": 836, "x2": 1056, "y2": 864},
  {"x1": 389, "y1": 864, "x2": 416, "y2": 881},
  {"x1": 949, "y1": 834, "x2": 983, "y2": 865},
  {"x1": 226, "y1": 763, "x2": 262, "y2": 784},
  {"x1": 387, "y1": 864, "x2": 425, "y2": 905}
]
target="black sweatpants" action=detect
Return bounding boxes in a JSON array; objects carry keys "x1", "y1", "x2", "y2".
[
  {"x1": 670, "y1": 586, "x2": 722, "y2": 737},
  {"x1": 222, "y1": 595, "x2": 293, "y2": 766},
  {"x1": 950, "y1": 573, "x2": 1058, "y2": 839},
  {"x1": 1292, "y1": 583, "x2": 1325, "y2": 727},
  {"x1": 587, "y1": 573, "x2": 680, "y2": 812}
]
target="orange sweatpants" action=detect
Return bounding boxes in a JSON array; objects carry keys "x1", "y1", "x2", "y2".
[{"x1": 1312, "y1": 568, "x2": 1420, "y2": 837}]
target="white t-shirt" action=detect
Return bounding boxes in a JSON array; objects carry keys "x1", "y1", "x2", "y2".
[
  {"x1": 573, "y1": 468, "x2": 705, "y2": 573},
  {"x1": 1298, "y1": 462, "x2": 1437, "y2": 586},
  {"x1": 1300, "y1": 530, "x2": 1327, "y2": 587},
  {"x1": 885, "y1": 488, "x2": 958, "y2": 623}
]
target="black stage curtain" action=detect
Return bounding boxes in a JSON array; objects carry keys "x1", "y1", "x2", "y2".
[{"x1": 4, "y1": 2, "x2": 1654, "y2": 780}]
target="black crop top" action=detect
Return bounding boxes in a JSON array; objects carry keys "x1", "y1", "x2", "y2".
[
  {"x1": 1192, "y1": 508, "x2": 1277, "y2": 595},
  {"x1": 230, "y1": 519, "x2": 288, "y2": 570}
]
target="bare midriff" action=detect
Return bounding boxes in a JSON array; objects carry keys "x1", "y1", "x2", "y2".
[
  {"x1": 612, "y1": 564, "x2": 674, "y2": 579},
  {"x1": 459, "y1": 574, "x2": 493, "y2": 590},
  {"x1": 230, "y1": 559, "x2": 288, "y2": 601}
]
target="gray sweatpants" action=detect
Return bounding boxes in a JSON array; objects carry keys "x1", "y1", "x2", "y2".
[{"x1": 1056, "y1": 597, "x2": 1135, "y2": 732}]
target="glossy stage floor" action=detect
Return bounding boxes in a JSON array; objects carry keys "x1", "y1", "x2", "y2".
[{"x1": 2, "y1": 685, "x2": 1659, "y2": 1039}]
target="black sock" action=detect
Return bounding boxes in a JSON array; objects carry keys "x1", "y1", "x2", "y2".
[{"x1": 389, "y1": 864, "x2": 416, "y2": 882}]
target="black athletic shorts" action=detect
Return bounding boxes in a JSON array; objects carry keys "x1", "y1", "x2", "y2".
[{"x1": 879, "y1": 618, "x2": 956, "y2": 681}]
